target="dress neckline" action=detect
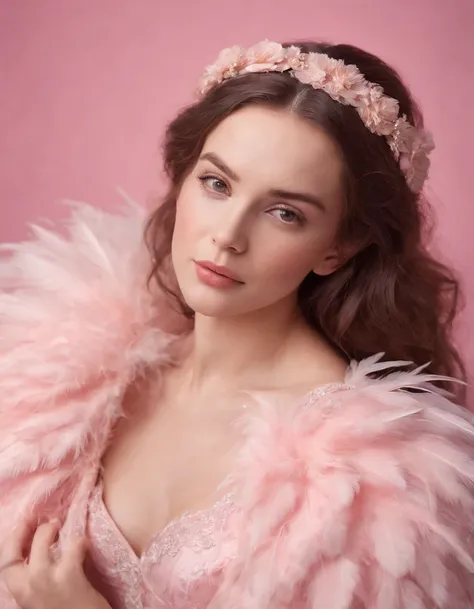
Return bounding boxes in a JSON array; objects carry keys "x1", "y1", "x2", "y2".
[
  {"x1": 90, "y1": 381, "x2": 349, "y2": 561},
  {"x1": 91, "y1": 480, "x2": 237, "y2": 562}
]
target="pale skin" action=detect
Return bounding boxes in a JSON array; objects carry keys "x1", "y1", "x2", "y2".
[{"x1": 0, "y1": 105, "x2": 351, "y2": 606}]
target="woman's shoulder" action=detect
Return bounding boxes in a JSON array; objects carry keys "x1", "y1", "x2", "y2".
[
  {"x1": 298, "y1": 354, "x2": 473, "y2": 473},
  {"x1": 222, "y1": 356, "x2": 474, "y2": 607},
  {"x1": 251, "y1": 354, "x2": 473, "y2": 459}
]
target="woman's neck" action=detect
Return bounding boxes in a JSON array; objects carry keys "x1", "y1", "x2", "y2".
[{"x1": 178, "y1": 298, "x2": 331, "y2": 395}]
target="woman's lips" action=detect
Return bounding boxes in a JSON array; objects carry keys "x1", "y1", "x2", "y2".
[{"x1": 194, "y1": 261, "x2": 243, "y2": 288}]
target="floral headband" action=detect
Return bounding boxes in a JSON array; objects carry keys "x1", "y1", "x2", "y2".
[{"x1": 198, "y1": 41, "x2": 434, "y2": 193}]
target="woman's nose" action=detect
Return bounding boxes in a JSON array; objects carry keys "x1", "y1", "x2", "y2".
[{"x1": 211, "y1": 214, "x2": 249, "y2": 254}]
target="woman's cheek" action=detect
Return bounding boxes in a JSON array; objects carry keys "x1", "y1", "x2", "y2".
[
  {"x1": 262, "y1": 247, "x2": 313, "y2": 283},
  {"x1": 175, "y1": 189, "x2": 202, "y2": 243}
]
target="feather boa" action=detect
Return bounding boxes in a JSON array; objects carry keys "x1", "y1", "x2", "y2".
[{"x1": 1, "y1": 201, "x2": 473, "y2": 608}]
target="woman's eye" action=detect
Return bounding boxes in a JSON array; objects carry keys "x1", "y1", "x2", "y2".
[
  {"x1": 199, "y1": 175, "x2": 228, "y2": 194},
  {"x1": 271, "y1": 207, "x2": 303, "y2": 225}
]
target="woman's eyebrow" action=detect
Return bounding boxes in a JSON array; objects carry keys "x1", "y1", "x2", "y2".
[
  {"x1": 199, "y1": 152, "x2": 239, "y2": 181},
  {"x1": 199, "y1": 151, "x2": 326, "y2": 212}
]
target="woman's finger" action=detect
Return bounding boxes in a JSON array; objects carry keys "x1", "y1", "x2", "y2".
[
  {"x1": 0, "y1": 558, "x2": 24, "y2": 577},
  {"x1": 60, "y1": 535, "x2": 88, "y2": 573},
  {"x1": 29, "y1": 520, "x2": 60, "y2": 567},
  {"x1": 0, "y1": 518, "x2": 32, "y2": 567}
]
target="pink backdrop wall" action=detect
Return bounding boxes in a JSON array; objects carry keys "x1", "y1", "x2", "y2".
[{"x1": 1, "y1": 1, "x2": 473, "y2": 375}]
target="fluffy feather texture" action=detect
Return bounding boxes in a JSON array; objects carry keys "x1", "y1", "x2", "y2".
[
  {"x1": 210, "y1": 364, "x2": 474, "y2": 609},
  {"x1": 0, "y1": 200, "x2": 178, "y2": 544},
  {"x1": 1, "y1": 201, "x2": 473, "y2": 609}
]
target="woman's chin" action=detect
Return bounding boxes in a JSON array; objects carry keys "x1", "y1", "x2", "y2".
[
  {"x1": 186, "y1": 300, "x2": 241, "y2": 319},
  {"x1": 180, "y1": 285, "x2": 247, "y2": 319}
]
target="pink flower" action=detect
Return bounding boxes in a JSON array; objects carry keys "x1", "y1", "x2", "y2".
[
  {"x1": 242, "y1": 40, "x2": 288, "y2": 73},
  {"x1": 388, "y1": 116, "x2": 414, "y2": 156},
  {"x1": 216, "y1": 45, "x2": 246, "y2": 66},
  {"x1": 313, "y1": 53, "x2": 340, "y2": 74},
  {"x1": 198, "y1": 45, "x2": 247, "y2": 95},
  {"x1": 285, "y1": 45, "x2": 306, "y2": 70},
  {"x1": 375, "y1": 96, "x2": 400, "y2": 134},
  {"x1": 400, "y1": 130, "x2": 435, "y2": 192},
  {"x1": 323, "y1": 62, "x2": 368, "y2": 103},
  {"x1": 417, "y1": 130, "x2": 435, "y2": 156},
  {"x1": 293, "y1": 52, "x2": 327, "y2": 86},
  {"x1": 216, "y1": 45, "x2": 248, "y2": 75},
  {"x1": 368, "y1": 84, "x2": 384, "y2": 101},
  {"x1": 357, "y1": 93, "x2": 400, "y2": 136}
]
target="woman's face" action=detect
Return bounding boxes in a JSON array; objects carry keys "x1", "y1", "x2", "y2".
[{"x1": 171, "y1": 105, "x2": 346, "y2": 318}]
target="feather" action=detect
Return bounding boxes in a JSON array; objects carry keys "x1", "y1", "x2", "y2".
[
  {"x1": 0, "y1": 197, "x2": 177, "y2": 559},
  {"x1": 370, "y1": 503, "x2": 416, "y2": 577},
  {"x1": 308, "y1": 559, "x2": 360, "y2": 609},
  {"x1": 216, "y1": 361, "x2": 474, "y2": 607}
]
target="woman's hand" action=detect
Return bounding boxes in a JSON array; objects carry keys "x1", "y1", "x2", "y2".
[{"x1": 0, "y1": 519, "x2": 112, "y2": 609}]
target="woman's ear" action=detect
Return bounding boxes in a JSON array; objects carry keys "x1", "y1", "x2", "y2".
[{"x1": 312, "y1": 243, "x2": 357, "y2": 276}]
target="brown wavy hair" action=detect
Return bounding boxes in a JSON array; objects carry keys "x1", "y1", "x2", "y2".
[{"x1": 145, "y1": 40, "x2": 466, "y2": 401}]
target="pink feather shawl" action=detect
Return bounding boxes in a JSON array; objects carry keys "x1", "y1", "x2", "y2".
[{"x1": 0, "y1": 201, "x2": 473, "y2": 608}]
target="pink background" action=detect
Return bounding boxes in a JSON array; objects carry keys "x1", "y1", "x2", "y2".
[{"x1": 1, "y1": 1, "x2": 473, "y2": 377}]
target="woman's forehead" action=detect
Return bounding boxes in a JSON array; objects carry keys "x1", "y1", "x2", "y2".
[{"x1": 200, "y1": 105, "x2": 344, "y2": 200}]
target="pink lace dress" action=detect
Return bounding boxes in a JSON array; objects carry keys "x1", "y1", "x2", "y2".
[
  {"x1": 85, "y1": 384, "x2": 348, "y2": 608},
  {"x1": 86, "y1": 480, "x2": 240, "y2": 609}
]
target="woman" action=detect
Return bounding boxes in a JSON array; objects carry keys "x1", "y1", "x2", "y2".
[{"x1": 0, "y1": 39, "x2": 473, "y2": 609}]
